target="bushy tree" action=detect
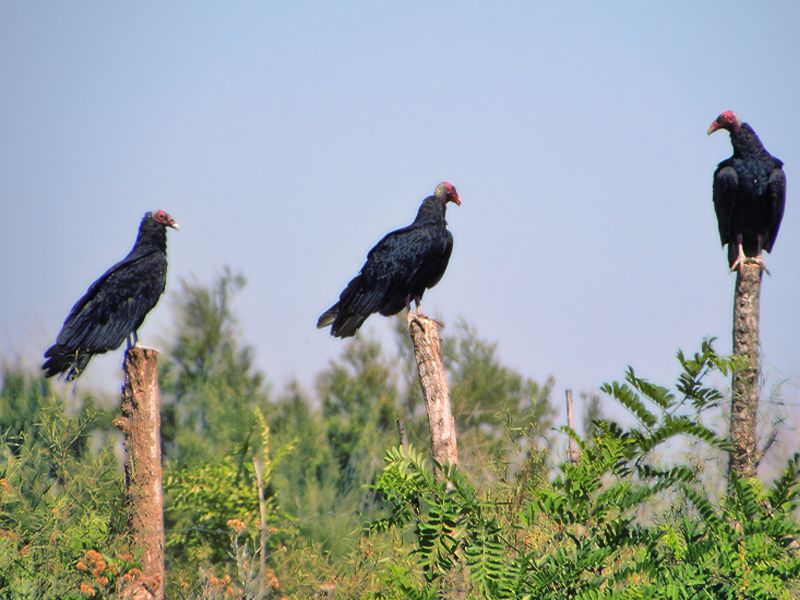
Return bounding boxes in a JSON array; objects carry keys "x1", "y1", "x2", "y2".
[
  {"x1": 0, "y1": 371, "x2": 126, "y2": 598},
  {"x1": 160, "y1": 267, "x2": 268, "y2": 465}
]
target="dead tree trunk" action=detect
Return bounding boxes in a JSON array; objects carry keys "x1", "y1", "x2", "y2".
[
  {"x1": 114, "y1": 348, "x2": 165, "y2": 600},
  {"x1": 407, "y1": 314, "x2": 458, "y2": 475},
  {"x1": 407, "y1": 314, "x2": 465, "y2": 598},
  {"x1": 729, "y1": 262, "x2": 762, "y2": 479}
]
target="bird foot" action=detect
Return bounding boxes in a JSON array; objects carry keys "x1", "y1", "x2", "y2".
[
  {"x1": 130, "y1": 344, "x2": 161, "y2": 354},
  {"x1": 748, "y1": 255, "x2": 771, "y2": 275},
  {"x1": 731, "y1": 255, "x2": 770, "y2": 275},
  {"x1": 406, "y1": 310, "x2": 426, "y2": 331},
  {"x1": 730, "y1": 253, "x2": 745, "y2": 274}
]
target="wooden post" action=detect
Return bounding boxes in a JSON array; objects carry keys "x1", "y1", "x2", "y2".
[
  {"x1": 728, "y1": 262, "x2": 762, "y2": 479},
  {"x1": 407, "y1": 314, "x2": 464, "y2": 597},
  {"x1": 114, "y1": 348, "x2": 165, "y2": 600},
  {"x1": 407, "y1": 314, "x2": 458, "y2": 475},
  {"x1": 565, "y1": 389, "x2": 579, "y2": 464}
]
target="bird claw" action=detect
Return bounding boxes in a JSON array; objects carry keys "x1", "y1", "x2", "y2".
[
  {"x1": 749, "y1": 255, "x2": 771, "y2": 275},
  {"x1": 406, "y1": 310, "x2": 426, "y2": 331},
  {"x1": 731, "y1": 255, "x2": 770, "y2": 276}
]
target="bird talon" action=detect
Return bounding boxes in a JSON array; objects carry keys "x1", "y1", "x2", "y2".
[
  {"x1": 748, "y1": 256, "x2": 771, "y2": 275},
  {"x1": 406, "y1": 311, "x2": 426, "y2": 331}
]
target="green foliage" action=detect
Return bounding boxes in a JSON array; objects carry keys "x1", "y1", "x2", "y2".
[
  {"x1": 0, "y1": 372, "x2": 125, "y2": 598},
  {"x1": 5, "y1": 266, "x2": 799, "y2": 600},
  {"x1": 160, "y1": 268, "x2": 268, "y2": 466},
  {"x1": 368, "y1": 341, "x2": 800, "y2": 599}
]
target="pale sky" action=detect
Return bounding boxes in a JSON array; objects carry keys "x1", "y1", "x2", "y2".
[{"x1": 1, "y1": 2, "x2": 798, "y2": 436}]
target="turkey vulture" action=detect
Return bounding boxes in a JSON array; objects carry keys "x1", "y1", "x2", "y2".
[
  {"x1": 708, "y1": 110, "x2": 786, "y2": 272},
  {"x1": 43, "y1": 210, "x2": 179, "y2": 380},
  {"x1": 317, "y1": 181, "x2": 460, "y2": 338}
]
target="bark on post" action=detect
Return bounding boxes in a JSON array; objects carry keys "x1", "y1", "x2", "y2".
[
  {"x1": 408, "y1": 314, "x2": 465, "y2": 598},
  {"x1": 565, "y1": 389, "x2": 579, "y2": 464},
  {"x1": 407, "y1": 314, "x2": 458, "y2": 475},
  {"x1": 729, "y1": 262, "x2": 762, "y2": 479},
  {"x1": 114, "y1": 347, "x2": 165, "y2": 600}
]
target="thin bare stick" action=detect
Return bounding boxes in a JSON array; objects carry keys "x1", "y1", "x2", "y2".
[
  {"x1": 565, "y1": 389, "x2": 579, "y2": 464},
  {"x1": 396, "y1": 418, "x2": 409, "y2": 450},
  {"x1": 252, "y1": 456, "x2": 269, "y2": 588}
]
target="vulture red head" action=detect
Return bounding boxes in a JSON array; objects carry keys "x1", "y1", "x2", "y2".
[
  {"x1": 153, "y1": 209, "x2": 180, "y2": 230},
  {"x1": 434, "y1": 181, "x2": 461, "y2": 206},
  {"x1": 707, "y1": 110, "x2": 742, "y2": 135}
]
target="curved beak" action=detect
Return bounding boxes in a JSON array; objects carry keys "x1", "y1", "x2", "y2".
[
  {"x1": 451, "y1": 192, "x2": 461, "y2": 206},
  {"x1": 169, "y1": 221, "x2": 180, "y2": 231},
  {"x1": 707, "y1": 121, "x2": 721, "y2": 135}
]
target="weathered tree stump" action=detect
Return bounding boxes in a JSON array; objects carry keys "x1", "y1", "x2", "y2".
[
  {"x1": 407, "y1": 313, "x2": 465, "y2": 598},
  {"x1": 114, "y1": 347, "x2": 165, "y2": 600},
  {"x1": 729, "y1": 262, "x2": 762, "y2": 479},
  {"x1": 407, "y1": 314, "x2": 458, "y2": 475}
]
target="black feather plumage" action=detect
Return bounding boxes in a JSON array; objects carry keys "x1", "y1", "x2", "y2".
[
  {"x1": 43, "y1": 210, "x2": 178, "y2": 380},
  {"x1": 709, "y1": 112, "x2": 786, "y2": 269},
  {"x1": 318, "y1": 182, "x2": 459, "y2": 338}
]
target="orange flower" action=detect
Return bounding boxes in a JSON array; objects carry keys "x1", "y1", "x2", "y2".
[
  {"x1": 226, "y1": 518, "x2": 246, "y2": 533},
  {"x1": 118, "y1": 552, "x2": 134, "y2": 562},
  {"x1": 107, "y1": 562, "x2": 116, "y2": 572},
  {"x1": 79, "y1": 583, "x2": 96, "y2": 597},
  {"x1": 77, "y1": 560, "x2": 88, "y2": 571},
  {"x1": 209, "y1": 576, "x2": 220, "y2": 586},
  {"x1": 85, "y1": 550, "x2": 102, "y2": 562},
  {"x1": 267, "y1": 570, "x2": 280, "y2": 589},
  {"x1": 221, "y1": 574, "x2": 231, "y2": 585},
  {"x1": 95, "y1": 576, "x2": 109, "y2": 586}
]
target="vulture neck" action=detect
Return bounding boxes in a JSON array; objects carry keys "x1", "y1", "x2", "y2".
[
  {"x1": 131, "y1": 217, "x2": 168, "y2": 256},
  {"x1": 730, "y1": 123, "x2": 768, "y2": 158},
  {"x1": 413, "y1": 197, "x2": 447, "y2": 226}
]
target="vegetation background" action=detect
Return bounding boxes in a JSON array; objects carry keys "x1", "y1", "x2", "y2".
[{"x1": 1, "y1": 271, "x2": 799, "y2": 598}]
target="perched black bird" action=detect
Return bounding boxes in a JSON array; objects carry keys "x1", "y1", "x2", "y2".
[
  {"x1": 43, "y1": 210, "x2": 179, "y2": 380},
  {"x1": 708, "y1": 110, "x2": 786, "y2": 272},
  {"x1": 317, "y1": 182, "x2": 460, "y2": 338}
]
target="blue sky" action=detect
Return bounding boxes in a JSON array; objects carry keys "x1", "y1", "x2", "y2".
[{"x1": 1, "y1": 2, "x2": 798, "y2": 435}]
